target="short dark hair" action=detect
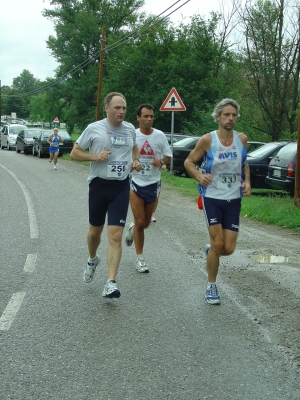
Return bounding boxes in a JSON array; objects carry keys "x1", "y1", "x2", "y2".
[
  {"x1": 136, "y1": 103, "x2": 154, "y2": 117},
  {"x1": 104, "y1": 92, "x2": 126, "y2": 107},
  {"x1": 211, "y1": 98, "x2": 240, "y2": 122}
]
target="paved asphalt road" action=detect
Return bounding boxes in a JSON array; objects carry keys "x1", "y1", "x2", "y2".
[{"x1": 0, "y1": 149, "x2": 299, "y2": 400}]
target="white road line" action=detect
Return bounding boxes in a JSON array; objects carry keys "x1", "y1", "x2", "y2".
[
  {"x1": 24, "y1": 253, "x2": 37, "y2": 273},
  {"x1": 0, "y1": 292, "x2": 26, "y2": 331},
  {"x1": 0, "y1": 164, "x2": 39, "y2": 238}
]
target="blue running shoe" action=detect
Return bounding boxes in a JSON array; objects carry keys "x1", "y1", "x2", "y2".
[
  {"x1": 205, "y1": 244, "x2": 210, "y2": 256},
  {"x1": 205, "y1": 284, "x2": 221, "y2": 305},
  {"x1": 102, "y1": 280, "x2": 121, "y2": 298}
]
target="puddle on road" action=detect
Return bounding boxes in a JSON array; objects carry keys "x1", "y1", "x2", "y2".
[{"x1": 251, "y1": 255, "x2": 298, "y2": 264}]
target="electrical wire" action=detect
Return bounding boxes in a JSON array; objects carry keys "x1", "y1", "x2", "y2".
[{"x1": 3, "y1": 0, "x2": 190, "y2": 98}]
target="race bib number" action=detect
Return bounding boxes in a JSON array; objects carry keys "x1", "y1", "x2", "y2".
[
  {"x1": 140, "y1": 162, "x2": 153, "y2": 175},
  {"x1": 217, "y1": 173, "x2": 239, "y2": 188},
  {"x1": 107, "y1": 161, "x2": 127, "y2": 177}
]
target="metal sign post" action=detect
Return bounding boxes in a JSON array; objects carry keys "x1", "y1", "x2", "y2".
[{"x1": 160, "y1": 87, "x2": 186, "y2": 175}]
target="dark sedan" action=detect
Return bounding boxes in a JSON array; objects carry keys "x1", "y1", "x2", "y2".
[
  {"x1": 16, "y1": 129, "x2": 42, "y2": 154},
  {"x1": 32, "y1": 130, "x2": 74, "y2": 158},
  {"x1": 247, "y1": 141, "x2": 289, "y2": 188},
  {"x1": 265, "y1": 142, "x2": 297, "y2": 196},
  {"x1": 164, "y1": 133, "x2": 193, "y2": 146},
  {"x1": 169, "y1": 136, "x2": 201, "y2": 177},
  {"x1": 247, "y1": 141, "x2": 264, "y2": 152}
]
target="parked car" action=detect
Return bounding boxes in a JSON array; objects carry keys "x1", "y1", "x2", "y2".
[
  {"x1": 247, "y1": 141, "x2": 289, "y2": 188},
  {"x1": 164, "y1": 133, "x2": 192, "y2": 146},
  {"x1": 247, "y1": 141, "x2": 264, "y2": 152},
  {"x1": 32, "y1": 130, "x2": 74, "y2": 158},
  {"x1": 16, "y1": 128, "x2": 42, "y2": 154},
  {"x1": 0, "y1": 124, "x2": 27, "y2": 150},
  {"x1": 265, "y1": 142, "x2": 297, "y2": 196},
  {"x1": 169, "y1": 136, "x2": 201, "y2": 177}
]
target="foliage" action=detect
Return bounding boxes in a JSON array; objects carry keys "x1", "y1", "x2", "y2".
[
  {"x1": 103, "y1": 13, "x2": 236, "y2": 132},
  {"x1": 42, "y1": 0, "x2": 144, "y2": 128},
  {"x1": 3, "y1": 0, "x2": 299, "y2": 143},
  {"x1": 1, "y1": 70, "x2": 42, "y2": 119},
  {"x1": 241, "y1": 192, "x2": 300, "y2": 231},
  {"x1": 238, "y1": 0, "x2": 300, "y2": 140}
]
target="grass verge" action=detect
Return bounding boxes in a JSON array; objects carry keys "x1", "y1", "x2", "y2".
[{"x1": 160, "y1": 171, "x2": 300, "y2": 232}]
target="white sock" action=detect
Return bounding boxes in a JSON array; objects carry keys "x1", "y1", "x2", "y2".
[
  {"x1": 137, "y1": 254, "x2": 144, "y2": 260},
  {"x1": 207, "y1": 282, "x2": 216, "y2": 288},
  {"x1": 88, "y1": 256, "x2": 97, "y2": 263}
]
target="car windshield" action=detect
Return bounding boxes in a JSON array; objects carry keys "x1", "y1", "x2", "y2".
[
  {"x1": 58, "y1": 131, "x2": 71, "y2": 139},
  {"x1": 25, "y1": 130, "x2": 39, "y2": 138},
  {"x1": 247, "y1": 142, "x2": 285, "y2": 157},
  {"x1": 275, "y1": 142, "x2": 297, "y2": 158},
  {"x1": 9, "y1": 126, "x2": 24, "y2": 135},
  {"x1": 173, "y1": 137, "x2": 198, "y2": 147}
]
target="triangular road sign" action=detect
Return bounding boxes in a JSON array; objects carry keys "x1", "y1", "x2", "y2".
[{"x1": 160, "y1": 87, "x2": 186, "y2": 111}]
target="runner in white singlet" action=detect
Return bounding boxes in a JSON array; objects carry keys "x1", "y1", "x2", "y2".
[{"x1": 184, "y1": 98, "x2": 251, "y2": 305}]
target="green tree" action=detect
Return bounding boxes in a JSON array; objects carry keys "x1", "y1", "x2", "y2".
[
  {"x1": 29, "y1": 78, "x2": 68, "y2": 125},
  {"x1": 42, "y1": 0, "x2": 144, "y2": 128},
  {"x1": 12, "y1": 70, "x2": 41, "y2": 94},
  {"x1": 103, "y1": 14, "x2": 236, "y2": 133},
  {"x1": 238, "y1": 0, "x2": 300, "y2": 140}
]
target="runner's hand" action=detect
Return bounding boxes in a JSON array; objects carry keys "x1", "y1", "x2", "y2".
[
  {"x1": 199, "y1": 173, "x2": 212, "y2": 187},
  {"x1": 241, "y1": 181, "x2": 251, "y2": 196},
  {"x1": 131, "y1": 160, "x2": 142, "y2": 172},
  {"x1": 95, "y1": 150, "x2": 112, "y2": 162}
]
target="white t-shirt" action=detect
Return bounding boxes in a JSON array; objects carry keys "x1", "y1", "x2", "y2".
[
  {"x1": 76, "y1": 118, "x2": 136, "y2": 183},
  {"x1": 131, "y1": 128, "x2": 172, "y2": 187}
]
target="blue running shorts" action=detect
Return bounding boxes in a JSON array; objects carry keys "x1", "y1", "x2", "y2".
[
  {"x1": 49, "y1": 146, "x2": 60, "y2": 154},
  {"x1": 130, "y1": 180, "x2": 160, "y2": 204},
  {"x1": 202, "y1": 197, "x2": 241, "y2": 232}
]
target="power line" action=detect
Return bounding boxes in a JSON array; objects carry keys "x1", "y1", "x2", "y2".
[{"x1": 3, "y1": 0, "x2": 190, "y2": 98}]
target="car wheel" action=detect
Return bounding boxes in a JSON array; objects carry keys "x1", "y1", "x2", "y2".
[{"x1": 38, "y1": 147, "x2": 43, "y2": 158}]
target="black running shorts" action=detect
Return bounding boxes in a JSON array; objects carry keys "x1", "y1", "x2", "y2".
[{"x1": 89, "y1": 176, "x2": 130, "y2": 227}]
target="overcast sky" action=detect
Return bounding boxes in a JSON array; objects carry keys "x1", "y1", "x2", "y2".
[{"x1": 0, "y1": 0, "x2": 221, "y2": 87}]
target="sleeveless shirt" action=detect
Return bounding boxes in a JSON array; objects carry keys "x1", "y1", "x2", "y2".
[{"x1": 201, "y1": 130, "x2": 247, "y2": 200}]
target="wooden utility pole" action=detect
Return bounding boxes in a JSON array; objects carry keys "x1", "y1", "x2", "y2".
[{"x1": 96, "y1": 26, "x2": 106, "y2": 121}]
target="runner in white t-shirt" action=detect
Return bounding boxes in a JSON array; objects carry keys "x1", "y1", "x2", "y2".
[
  {"x1": 70, "y1": 92, "x2": 142, "y2": 298},
  {"x1": 125, "y1": 104, "x2": 172, "y2": 273}
]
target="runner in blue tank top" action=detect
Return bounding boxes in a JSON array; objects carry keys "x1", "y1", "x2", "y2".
[
  {"x1": 47, "y1": 128, "x2": 64, "y2": 170},
  {"x1": 184, "y1": 99, "x2": 251, "y2": 305}
]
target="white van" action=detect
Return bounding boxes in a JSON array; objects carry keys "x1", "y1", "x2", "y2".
[{"x1": 0, "y1": 124, "x2": 27, "y2": 150}]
